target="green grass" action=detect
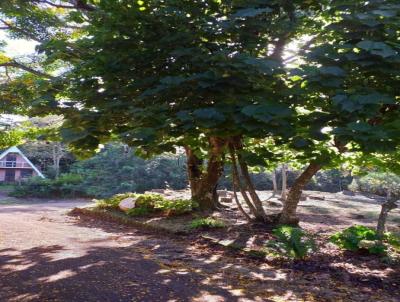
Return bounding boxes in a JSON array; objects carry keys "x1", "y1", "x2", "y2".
[{"x1": 189, "y1": 217, "x2": 226, "y2": 230}]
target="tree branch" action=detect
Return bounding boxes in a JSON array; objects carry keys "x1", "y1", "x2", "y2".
[
  {"x1": 0, "y1": 19, "x2": 43, "y2": 43},
  {"x1": 32, "y1": 0, "x2": 96, "y2": 11},
  {"x1": 1, "y1": 61, "x2": 56, "y2": 79}
]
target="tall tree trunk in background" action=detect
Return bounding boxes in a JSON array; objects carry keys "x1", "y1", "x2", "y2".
[
  {"x1": 185, "y1": 137, "x2": 226, "y2": 210},
  {"x1": 280, "y1": 164, "x2": 288, "y2": 201},
  {"x1": 376, "y1": 196, "x2": 398, "y2": 240},
  {"x1": 52, "y1": 142, "x2": 63, "y2": 179},
  {"x1": 272, "y1": 169, "x2": 278, "y2": 196},
  {"x1": 279, "y1": 162, "x2": 322, "y2": 225}
]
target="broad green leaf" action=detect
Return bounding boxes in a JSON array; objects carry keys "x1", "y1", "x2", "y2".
[
  {"x1": 356, "y1": 41, "x2": 397, "y2": 58},
  {"x1": 232, "y1": 8, "x2": 272, "y2": 19}
]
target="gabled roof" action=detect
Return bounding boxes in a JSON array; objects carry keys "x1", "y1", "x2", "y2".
[{"x1": 0, "y1": 146, "x2": 45, "y2": 178}]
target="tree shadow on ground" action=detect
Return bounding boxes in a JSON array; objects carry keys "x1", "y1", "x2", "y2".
[
  {"x1": 0, "y1": 214, "x2": 296, "y2": 302},
  {"x1": 2, "y1": 210, "x2": 399, "y2": 302}
]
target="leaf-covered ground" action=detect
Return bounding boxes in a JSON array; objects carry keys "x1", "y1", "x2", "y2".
[{"x1": 0, "y1": 195, "x2": 399, "y2": 302}]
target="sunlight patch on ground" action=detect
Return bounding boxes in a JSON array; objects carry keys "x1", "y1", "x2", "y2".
[{"x1": 38, "y1": 269, "x2": 77, "y2": 283}]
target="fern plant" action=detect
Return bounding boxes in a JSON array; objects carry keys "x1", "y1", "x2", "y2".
[{"x1": 266, "y1": 226, "x2": 317, "y2": 259}]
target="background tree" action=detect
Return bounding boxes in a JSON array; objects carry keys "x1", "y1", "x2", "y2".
[{"x1": 278, "y1": 0, "x2": 400, "y2": 224}]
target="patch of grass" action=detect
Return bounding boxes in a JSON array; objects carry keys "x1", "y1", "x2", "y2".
[{"x1": 189, "y1": 217, "x2": 225, "y2": 230}]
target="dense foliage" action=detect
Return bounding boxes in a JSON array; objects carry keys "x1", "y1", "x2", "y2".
[
  {"x1": 10, "y1": 174, "x2": 85, "y2": 198},
  {"x1": 265, "y1": 226, "x2": 317, "y2": 259},
  {"x1": 70, "y1": 145, "x2": 187, "y2": 197},
  {"x1": 0, "y1": 1, "x2": 399, "y2": 224},
  {"x1": 330, "y1": 225, "x2": 387, "y2": 255},
  {"x1": 96, "y1": 192, "x2": 198, "y2": 216},
  {"x1": 349, "y1": 172, "x2": 400, "y2": 198}
]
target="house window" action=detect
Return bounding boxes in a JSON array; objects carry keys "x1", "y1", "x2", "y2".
[
  {"x1": 21, "y1": 170, "x2": 33, "y2": 178},
  {"x1": 6, "y1": 153, "x2": 17, "y2": 167}
]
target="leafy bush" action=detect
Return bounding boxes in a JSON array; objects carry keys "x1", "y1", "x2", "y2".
[
  {"x1": 330, "y1": 225, "x2": 387, "y2": 255},
  {"x1": 155, "y1": 198, "x2": 198, "y2": 215},
  {"x1": 97, "y1": 192, "x2": 198, "y2": 217},
  {"x1": 70, "y1": 144, "x2": 188, "y2": 198},
  {"x1": 136, "y1": 193, "x2": 165, "y2": 209},
  {"x1": 349, "y1": 172, "x2": 400, "y2": 198},
  {"x1": 96, "y1": 192, "x2": 137, "y2": 209},
  {"x1": 189, "y1": 217, "x2": 225, "y2": 229},
  {"x1": 386, "y1": 232, "x2": 400, "y2": 252},
  {"x1": 11, "y1": 174, "x2": 86, "y2": 198},
  {"x1": 265, "y1": 226, "x2": 317, "y2": 259},
  {"x1": 126, "y1": 207, "x2": 151, "y2": 216}
]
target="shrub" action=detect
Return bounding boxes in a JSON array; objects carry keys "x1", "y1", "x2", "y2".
[
  {"x1": 386, "y1": 232, "x2": 400, "y2": 252},
  {"x1": 155, "y1": 198, "x2": 198, "y2": 215},
  {"x1": 265, "y1": 226, "x2": 317, "y2": 259},
  {"x1": 10, "y1": 174, "x2": 86, "y2": 198},
  {"x1": 189, "y1": 217, "x2": 225, "y2": 229},
  {"x1": 330, "y1": 225, "x2": 387, "y2": 255},
  {"x1": 97, "y1": 193, "x2": 198, "y2": 217},
  {"x1": 349, "y1": 172, "x2": 400, "y2": 198},
  {"x1": 96, "y1": 192, "x2": 137, "y2": 209},
  {"x1": 135, "y1": 193, "x2": 165, "y2": 209},
  {"x1": 126, "y1": 207, "x2": 151, "y2": 216}
]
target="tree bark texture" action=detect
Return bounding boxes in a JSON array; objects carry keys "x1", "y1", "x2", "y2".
[
  {"x1": 185, "y1": 137, "x2": 226, "y2": 210},
  {"x1": 272, "y1": 169, "x2": 278, "y2": 196},
  {"x1": 280, "y1": 164, "x2": 288, "y2": 201},
  {"x1": 376, "y1": 198, "x2": 398, "y2": 240},
  {"x1": 279, "y1": 162, "x2": 322, "y2": 225}
]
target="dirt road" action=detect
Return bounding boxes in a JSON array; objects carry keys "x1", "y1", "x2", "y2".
[
  {"x1": 0, "y1": 201, "x2": 281, "y2": 302},
  {"x1": 0, "y1": 201, "x2": 398, "y2": 302}
]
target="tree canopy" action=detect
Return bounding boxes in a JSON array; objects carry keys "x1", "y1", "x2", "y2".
[{"x1": 0, "y1": 0, "x2": 399, "y2": 222}]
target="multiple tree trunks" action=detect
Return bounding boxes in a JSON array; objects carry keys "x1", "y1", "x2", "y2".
[
  {"x1": 279, "y1": 162, "x2": 322, "y2": 225},
  {"x1": 186, "y1": 135, "x2": 324, "y2": 227},
  {"x1": 229, "y1": 137, "x2": 270, "y2": 222},
  {"x1": 185, "y1": 137, "x2": 226, "y2": 210}
]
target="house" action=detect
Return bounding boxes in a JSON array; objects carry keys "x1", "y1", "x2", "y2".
[{"x1": 0, "y1": 146, "x2": 45, "y2": 182}]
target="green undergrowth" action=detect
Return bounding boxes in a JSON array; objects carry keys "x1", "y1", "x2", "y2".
[
  {"x1": 189, "y1": 217, "x2": 226, "y2": 230},
  {"x1": 264, "y1": 225, "x2": 317, "y2": 259},
  {"x1": 330, "y1": 225, "x2": 400, "y2": 256},
  {"x1": 95, "y1": 192, "x2": 198, "y2": 217}
]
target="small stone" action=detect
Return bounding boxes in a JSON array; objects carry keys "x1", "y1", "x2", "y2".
[{"x1": 119, "y1": 197, "x2": 137, "y2": 211}]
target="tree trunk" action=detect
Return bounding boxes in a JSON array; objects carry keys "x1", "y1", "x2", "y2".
[
  {"x1": 280, "y1": 164, "x2": 288, "y2": 201},
  {"x1": 279, "y1": 162, "x2": 322, "y2": 225},
  {"x1": 185, "y1": 137, "x2": 226, "y2": 210},
  {"x1": 232, "y1": 174, "x2": 251, "y2": 221},
  {"x1": 376, "y1": 197, "x2": 398, "y2": 240},
  {"x1": 237, "y1": 153, "x2": 267, "y2": 221},
  {"x1": 272, "y1": 169, "x2": 278, "y2": 196},
  {"x1": 229, "y1": 145, "x2": 258, "y2": 218}
]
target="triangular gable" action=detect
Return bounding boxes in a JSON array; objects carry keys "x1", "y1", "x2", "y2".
[{"x1": 0, "y1": 146, "x2": 45, "y2": 178}]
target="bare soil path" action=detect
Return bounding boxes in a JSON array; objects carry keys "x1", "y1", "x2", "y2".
[{"x1": 0, "y1": 201, "x2": 398, "y2": 302}]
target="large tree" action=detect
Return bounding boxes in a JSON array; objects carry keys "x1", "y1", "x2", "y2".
[
  {"x1": 0, "y1": 0, "x2": 320, "y2": 210},
  {"x1": 278, "y1": 0, "x2": 400, "y2": 224}
]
